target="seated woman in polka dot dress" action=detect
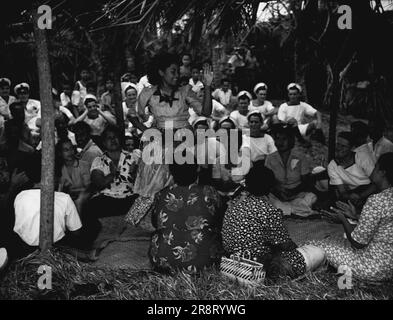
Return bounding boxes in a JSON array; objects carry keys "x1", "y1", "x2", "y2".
[
  {"x1": 313, "y1": 153, "x2": 393, "y2": 282},
  {"x1": 221, "y1": 164, "x2": 325, "y2": 280}
]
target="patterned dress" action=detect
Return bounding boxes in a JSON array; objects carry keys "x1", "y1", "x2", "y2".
[
  {"x1": 310, "y1": 188, "x2": 393, "y2": 282},
  {"x1": 149, "y1": 183, "x2": 222, "y2": 274},
  {"x1": 222, "y1": 192, "x2": 306, "y2": 276},
  {"x1": 132, "y1": 85, "x2": 203, "y2": 197}
]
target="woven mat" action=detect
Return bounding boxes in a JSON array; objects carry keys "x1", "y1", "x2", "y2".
[
  {"x1": 92, "y1": 214, "x2": 153, "y2": 270},
  {"x1": 284, "y1": 217, "x2": 343, "y2": 246},
  {"x1": 90, "y1": 215, "x2": 343, "y2": 270}
]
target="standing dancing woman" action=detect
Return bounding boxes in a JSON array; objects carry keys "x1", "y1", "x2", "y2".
[{"x1": 127, "y1": 53, "x2": 213, "y2": 199}]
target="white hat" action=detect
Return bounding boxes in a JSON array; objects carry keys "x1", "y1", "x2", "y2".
[
  {"x1": 14, "y1": 82, "x2": 30, "y2": 94},
  {"x1": 246, "y1": 110, "x2": 263, "y2": 120},
  {"x1": 253, "y1": 82, "x2": 268, "y2": 94},
  {"x1": 287, "y1": 83, "x2": 302, "y2": 93},
  {"x1": 237, "y1": 90, "x2": 252, "y2": 101},
  {"x1": 84, "y1": 94, "x2": 98, "y2": 102},
  {"x1": 218, "y1": 116, "x2": 237, "y2": 127},
  {"x1": 192, "y1": 116, "x2": 209, "y2": 128},
  {"x1": 0, "y1": 78, "x2": 11, "y2": 86}
]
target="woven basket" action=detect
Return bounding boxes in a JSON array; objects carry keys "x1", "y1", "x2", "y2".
[
  {"x1": 220, "y1": 251, "x2": 265, "y2": 287},
  {"x1": 124, "y1": 195, "x2": 155, "y2": 226}
]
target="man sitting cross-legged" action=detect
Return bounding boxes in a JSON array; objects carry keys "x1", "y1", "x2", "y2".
[
  {"x1": 278, "y1": 83, "x2": 324, "y2": 146},
  {"x1": 9, "y1": 153, "x2": 83, "y2": 259},
  {"x1": 266, "y1": 124, "x2": 317, "y2": 217}
]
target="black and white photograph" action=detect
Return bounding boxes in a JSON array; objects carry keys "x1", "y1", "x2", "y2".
[{"x1": 0, "y1": 0, "x2": 393, "y2": 305}]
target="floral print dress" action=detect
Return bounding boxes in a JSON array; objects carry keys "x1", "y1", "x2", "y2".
[
  {"x1": 222, "y1": 192, "x2": 306, "y2": 276},
  {"x1": 149, "y1": 183, "x2": 222, "y2": 274},
  {"x1": 310, "y1": 188, "x2": 393, "y2": 282}
]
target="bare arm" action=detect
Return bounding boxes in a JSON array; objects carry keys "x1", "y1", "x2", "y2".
[
  {"x1": 74, "y1": 109, "x2": 88, "y2": 123},
  {"x1": 339, "y1": 214, "x2": 367, "y2": 249},
  {"x1": 98, "y1": 109, "x2": 116, "y2": 125},
  {"x1": 90, "y1": 170, "x2": 115, "y2": 191},
  {"x1": 315, "y1": 111, "x2": 322, "y2": 129},
  {"x1": 201, "y1": 65, "x2": 214, "y2": 117},
  {"x1": 129, "y1": 116, "x2": 148, "y2": 133}
]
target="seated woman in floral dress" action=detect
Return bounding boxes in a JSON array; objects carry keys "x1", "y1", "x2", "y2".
[
  {"x1": 313, "y1": 153, "x2": 393, "y2": 282},
  {"x1": 222, "y1": 164, "x2": 325, "y2": 280},
  {"x1": 149, "y1": 159, "x2": 222, "y2": 275}
]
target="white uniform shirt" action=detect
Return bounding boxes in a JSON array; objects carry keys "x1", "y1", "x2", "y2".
[
  {"x1": 249, "y1": 100, "x2": 275, "y2": 117},
  {"x1": 277, "y1": 102, "x2": 317, "y2": 124},
  {"x1": 212, "y1": 88, "x2": 232, "y2": 106},
  {"x1": 14, "y1": 190, "x2": 82, "y2": 246},
  {"x1": 189, "y1": 79, "x2": 204, "y2": 93},
  {"x1": 230, "y1": 110, "x2": 249, "y2": 129}
]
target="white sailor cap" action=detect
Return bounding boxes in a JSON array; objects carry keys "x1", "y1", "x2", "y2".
[
  {"x1": 14, "y1": 82, "x2": 30, "y2": 94},
  {"x1": 287, "y1": 83, "x2": 302, "y2": 93},
  {"x1": 236, "y1": 90, "x2": 252, "y2": 101},
  {"x1": 0, "y1": 78, "x2": 11, "y2": 87},
  {"x1": 253, "y1": 82, "x2": 268, "y2": 94}
]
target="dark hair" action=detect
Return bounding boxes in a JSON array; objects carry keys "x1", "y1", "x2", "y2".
[
  {"x1": 169, "y1": 161, "x2": 198, "y2": 186},
  {"x1": 238, "y1": 94, "x2": 250, "y2": 103},
  {"x1": 182, "y1": 53, "x2": 192, "y2": 59},
  {"x1": 378, "y1": 153, "x2": 393, "y2": 185},
  {"x1": 350, "y1": 121, "x2": 369, "y2": 139},
  {"x1": 9, "y1": 101, "x2": 24, "y2": 112},
  {"x1": 72, "y1": 121, "x2": 91, "y2": 135},
  {"x1": 84, "y1": 98, "x2": 97, "y2": 106},
  {"x1": 147, "y1": 53, "x2": 180, "y2": 86},
  {"x1": 288, "y1": 84, "x2": 301, "y2": 93},
  {"x1": 25, "y1": 152, "x2": 42, "y2": 183},
  {"x1": 102, "y1": 125, "x2": 122, "y2": 142},
  {"x1": 124, "y1": 85, "x2": 137, "y2": 95},
  {"x1": 191, "y1": 64, "x2": 201, "y2": 72},
  {"x1": 0, "y1": 79, "x2": 10, "y2": 87},
  {"x1": 270, "y1": 124, "x2": 296, "y2": 149},
  {"x1": 245, "y1": 165, "x2": 275, "y2": 196},
  {"x1": 55, "y1": 139, "x2": 74, "y2": 177},
  {"x1": 221, "y1": 78, "x2": 230, "y2": 84},
  {"x1": 337, "y1": 131, "x2": 355, "y2": 146}
]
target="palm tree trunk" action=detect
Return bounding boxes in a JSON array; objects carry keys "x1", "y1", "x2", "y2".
[{"x1": 33, "y1": 7, "x2": 55, "y2": 253}]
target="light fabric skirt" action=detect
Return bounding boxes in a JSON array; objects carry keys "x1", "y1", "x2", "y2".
[{"x1": 268, "y1": 192, "x2": 317, "y2": 217}]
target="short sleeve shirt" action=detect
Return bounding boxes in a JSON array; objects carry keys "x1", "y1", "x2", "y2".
[
  {"x1": 241, "y1": 134, "x2": 277, "y2": 162},
  {"x1": 265, "y1": 150, "x2": 310, "y2": 189},
  {"x1": 230, "y1": 110, "x2": 248, "y2": 129},
  {"x1": 249, "y1": 100, "x2": 275, "y2": 117},
  {"x1": 137, "y1": 86, "x2": 202, "y2": 129},
  {"x1": 277, "y1": 102, "x2": 317, "y2": 124},
  {"x1": 14, "y1": 190, "x2": 82, "y2": 246}
]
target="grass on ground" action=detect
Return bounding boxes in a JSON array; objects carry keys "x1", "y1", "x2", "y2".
[{"x1": 1, "y1": 249, "x2": 392, "y2": 300}]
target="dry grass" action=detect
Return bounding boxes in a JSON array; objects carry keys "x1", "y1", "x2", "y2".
[{"x1": 1, "y1": 249, "x2": 392, "y2": 300}]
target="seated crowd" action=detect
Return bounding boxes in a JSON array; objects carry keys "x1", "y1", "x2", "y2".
[{"x1": 1, "y1": 54, "x2": 393, "y2": 283}]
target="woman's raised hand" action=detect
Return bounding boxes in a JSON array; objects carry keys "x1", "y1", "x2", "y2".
[{"x1": 202, "y1": 65, "x2": 214, "y2": 87}]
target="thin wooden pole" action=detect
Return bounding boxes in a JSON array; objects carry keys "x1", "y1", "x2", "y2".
[
  {"x1": 33, "y1": 6, "x2": 55, "y2": 253},
  {"x1": 328, "y1": 68, "x2": 340, "y2": 162}
]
